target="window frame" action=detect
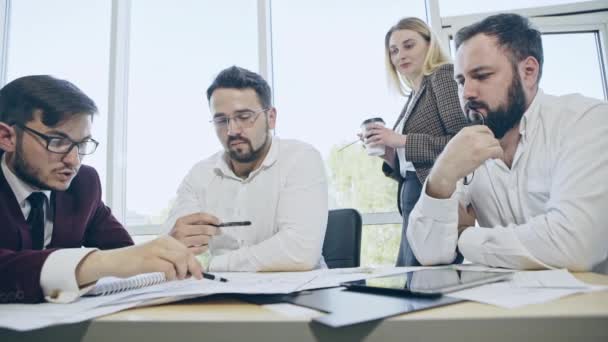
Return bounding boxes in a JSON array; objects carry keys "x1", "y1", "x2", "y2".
[{"x1": 0, "y1": 0, "x2": 8, "y2": 86}]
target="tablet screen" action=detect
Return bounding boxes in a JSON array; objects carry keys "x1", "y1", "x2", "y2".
[{"x1": 342, "y1": 269, "x2": 512, "y2": 295}]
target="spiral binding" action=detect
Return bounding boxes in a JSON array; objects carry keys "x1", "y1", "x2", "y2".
[{"x1": 89, "y1": 272, "x2": 166, "y2": 296}]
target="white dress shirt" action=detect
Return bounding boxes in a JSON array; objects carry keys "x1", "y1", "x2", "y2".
[
  {"x1": 164, "y1": 137, "x2": 328, "y2": 272},
  {"x1": 395, "y1": 121, "x2": 416, "y2": 176},
  {"x1": 395, "y1": 91, "x2": 418, "y2": 176},
  {"x1": 407, "y1": 90, "x2": 608, "y2": 273},
  {"x1": 1, "y1": 155, "x2": 96, "y2": 303}
]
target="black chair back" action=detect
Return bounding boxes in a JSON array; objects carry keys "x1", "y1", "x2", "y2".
[{"x1": 322, "y1": 209, "x2": 362, "y2": 268}]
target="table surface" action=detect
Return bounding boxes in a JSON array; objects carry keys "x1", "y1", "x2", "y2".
[{"x1": 3, "y1": 272, "x2": 608, "y2": 342}]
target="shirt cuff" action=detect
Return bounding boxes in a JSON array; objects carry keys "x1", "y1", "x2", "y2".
[
  {"x1": 40, "y1": 248, "x2": 98, "y2": 303},
  {"x1": 457, "y1": 227, "x2": 486, "y2": 265},
  {"x1": 417, "y1": 182, "x2": 459, "y2": 222},
  {"x1": 458, "y1": 227, "x2": 555, "y2": 270}
]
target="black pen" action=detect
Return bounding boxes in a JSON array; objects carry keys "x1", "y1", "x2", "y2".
[
  {"x1": 213, "y1": 221, "x2": 252, "y2": 228},
  {"x1": 202, "y1": 272, "x2": 228, "y2": 282}
]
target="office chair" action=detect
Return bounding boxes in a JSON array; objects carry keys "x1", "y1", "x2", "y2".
[{"x1": 322, "y1": 208, "x2": 362, "y2": 268}]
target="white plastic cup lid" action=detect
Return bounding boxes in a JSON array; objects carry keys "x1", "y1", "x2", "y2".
[{"x1": 361, "y1": 117, "x2": 385, "y2": 126}]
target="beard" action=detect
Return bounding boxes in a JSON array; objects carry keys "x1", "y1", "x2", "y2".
[
  {"x1": 13, "y1": 136, "x2": 52, "y2": 190},
  {"x1": 227, "y1": 131, "x2": 270, "y2": 163},
  {"x1": 464, "y1": 71, "x2": 527, "y2": 139},
  {"x1": 225, "y1": 115, "x2": 271, "y2": 163}
]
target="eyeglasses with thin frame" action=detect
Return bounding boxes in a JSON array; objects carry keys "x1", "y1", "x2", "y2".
[
  {"x1": 209, "y1": 108, "x2": 268, "y2": 130},
  {"x1": 17, "y1": 124, "x2": 99, "y2": 156}
]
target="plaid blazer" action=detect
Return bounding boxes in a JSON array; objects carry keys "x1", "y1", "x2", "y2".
[{"x1": 382, "y1": 63, "x2": 468, "y2": 213}]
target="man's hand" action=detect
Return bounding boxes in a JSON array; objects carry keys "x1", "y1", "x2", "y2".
[
  {"x1": 364, "y1": 124, "x2": 407, "y2": 149},
  {"x1": 76, "y1": 235, "x2": 203, "y2": 286},
  {"x1": 427, "y1": 126, "x2": 503, "y2": 199},
  {"x1": 169, "y1": 213, "x2": 220, "y2": 255},
  {"x1": 458, "y1": 203, "x2": 476, "y2": 237}
]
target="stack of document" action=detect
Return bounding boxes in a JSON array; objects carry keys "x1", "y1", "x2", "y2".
[
  {"x1": 0, "y1": 266, "x2": 410, "y2": 331},
  {"x1": 449, "y1": 267, "x2": 608, "y2": 308},
  {"x1": 0, "y1": 266, "x2": 605, "y2": 331}
]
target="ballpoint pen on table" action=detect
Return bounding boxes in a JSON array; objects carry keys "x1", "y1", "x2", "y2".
[{"x1": 202, "y1": 272, "x2": 228, "y2": 282}]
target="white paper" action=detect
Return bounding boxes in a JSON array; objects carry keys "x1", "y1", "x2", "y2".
[
  {"x1": 449, "y1": 269, "x2": 608, "y2": 308},
  {"x1": 510, "y1": 269, "x2": 589, "y2": 288},
  {"x1": 3, "y1": 267, "x2": 603, "y2": 331},
  {"x1": 0, "y1": 268, "x2": 373, "y2": 331}
]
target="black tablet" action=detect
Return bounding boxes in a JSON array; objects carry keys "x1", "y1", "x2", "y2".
[{"x1": 341, "y1": 268, "x2": 512, "y2": 297}]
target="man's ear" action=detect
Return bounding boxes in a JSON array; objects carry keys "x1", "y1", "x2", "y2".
[
  {"x1": 0, "y1": 122, "x2": 17, "y2": 153},
  {"x1": 267, "y1": 107, "x2": 277, "y2": 130},
  {"x1": 519, "y1": 56, "x2": 540, "y2": 91}
]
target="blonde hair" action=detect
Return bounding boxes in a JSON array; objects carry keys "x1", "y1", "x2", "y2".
[{"x1": 385, "y1": 17, "x2": 450, "y2": 96}]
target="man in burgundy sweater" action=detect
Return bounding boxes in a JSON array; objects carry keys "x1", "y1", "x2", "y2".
[{"x1": 0, "y1": 75, "x2": 204, "y2": 303}]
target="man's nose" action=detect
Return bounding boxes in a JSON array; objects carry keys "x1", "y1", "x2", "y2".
[
  {"x1": 461, "y1": 79, "x2": 478, "y2": 101},
  {"x1": 226, "y1": 118, "x2": 242, "y2": 135},
  {"x1": 61, "y1": 145, "x2": 81, "y2": 167}
]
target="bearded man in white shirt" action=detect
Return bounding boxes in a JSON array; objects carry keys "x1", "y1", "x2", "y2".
[
  {"x1": 407, "y1": 13, "x2": 608, "y2": 273},
  {"x1": 165, "y1": 66, "x2": 328, "y2": 272}
]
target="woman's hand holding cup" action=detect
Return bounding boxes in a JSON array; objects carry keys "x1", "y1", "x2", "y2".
[{"x1": 361, "y1": 118, "x2": 387, "y2": 156}]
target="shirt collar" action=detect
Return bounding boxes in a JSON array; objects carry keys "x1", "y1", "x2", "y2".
[
  {"x1": 213, "y1": 136, "x2": 279, "y2": 180},
  {"x1": 1, "y1": 153, "x2": 51, "y2": 208},
  {"x1": 519, "y1": 89, "x2": 544, "y2": 141}
]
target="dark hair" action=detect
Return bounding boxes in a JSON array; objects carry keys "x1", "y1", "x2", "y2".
[
  {"x1": 454, "y1": 13, "x2": 543, "y2": 82},
  {"x1": 206, "y1": 66, "x2": 272, "y2": 108},
  {"x1": 0, "y1": 75, "x2": 97, "y2": 127}
]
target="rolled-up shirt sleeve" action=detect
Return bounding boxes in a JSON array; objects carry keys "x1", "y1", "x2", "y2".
[{"x1": 406, "y1": 181, "x2": 462, "y2": 266}]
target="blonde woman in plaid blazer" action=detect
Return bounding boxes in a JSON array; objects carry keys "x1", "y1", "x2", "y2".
[{"x1": 364, "y1": 17, "x2": 468, "y2": 266}]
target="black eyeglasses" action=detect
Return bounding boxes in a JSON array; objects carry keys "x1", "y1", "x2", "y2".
[
  {"x1": 210, "y1": 108, "x2": 268, "y2": 130},
  {"x1": 17, "y1": 124, "x2": 99, "y2": 156}
]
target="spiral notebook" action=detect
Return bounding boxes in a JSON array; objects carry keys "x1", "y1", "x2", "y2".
[{"x1": 86, "y1": 272, "x2": 166, "y2": 296}]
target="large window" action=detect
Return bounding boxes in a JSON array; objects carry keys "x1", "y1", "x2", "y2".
[
  {"x1": 271, "y1": 0, "x2": 425, "y2": 177},
  {"x1": 541, "y1": 32, "x2": 605, "y2": 100},
  {"x1": 271, "y1": 0, "x2": 427, "y2": 263},
  {"x1": 125, "y1": 0, "x2": 258, "y2": 227},
  {"x1": 5, "y1": 0, "x2": 111, "y2": 194}
]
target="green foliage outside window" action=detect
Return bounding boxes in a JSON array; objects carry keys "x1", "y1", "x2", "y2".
[{"x1": 327, "y1": 144, "x2": 401, "y2": 266}]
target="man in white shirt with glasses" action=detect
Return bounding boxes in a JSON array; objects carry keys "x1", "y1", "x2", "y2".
[
  {"x1": 165, "y1": 66, "x2": 328, "y2": 272},
  {"x1": 407, "y1": 14, "x2": 608, "y2": 273}
]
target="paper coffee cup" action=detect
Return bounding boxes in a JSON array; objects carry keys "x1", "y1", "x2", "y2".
[{"x1": 361, "y1": 117, "x2": 386, "y2": 156}]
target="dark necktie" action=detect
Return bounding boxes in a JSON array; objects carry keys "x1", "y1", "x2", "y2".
[{"x1": 27, "y1": 192, "x2": 46, "y2": 250}]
